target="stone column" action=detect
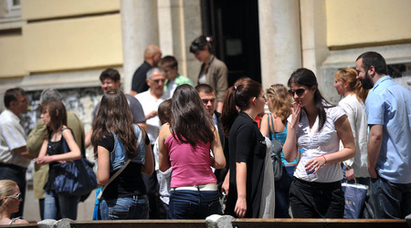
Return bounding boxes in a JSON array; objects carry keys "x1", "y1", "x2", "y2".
[
  {"x1": 258, "y1": 0, "x2": 301, "y2": 88},
  {"x1": 121, "y1": 0, "x2": 158, "y2": 93}
]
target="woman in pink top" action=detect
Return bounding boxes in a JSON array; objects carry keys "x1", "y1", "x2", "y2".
[{"x1": 158, "y1": 84, "x2": 226, "y2": 219}]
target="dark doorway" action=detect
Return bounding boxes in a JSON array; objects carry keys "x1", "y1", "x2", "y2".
[{"x1": 201, "y1": 0, "x2": 261, "y2": 86}]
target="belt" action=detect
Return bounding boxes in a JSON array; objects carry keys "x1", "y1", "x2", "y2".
[{"x1": 171, "y1": 183, "x2": 218, "y2": 191}]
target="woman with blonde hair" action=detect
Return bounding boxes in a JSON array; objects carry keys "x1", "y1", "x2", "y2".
[
  {"x1": 333, "y1": 68, "x2": 369, "y2": 184},
  {"x1": 260, "y1": 84, "x2": 296, "y2": 218},
  {"x1": 0, "y1": 180, "x2": 29, "y2": 225}
]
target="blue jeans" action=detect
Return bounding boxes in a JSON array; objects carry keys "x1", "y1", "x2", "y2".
[
  {"x1": 274, "y1": 166, "x2": 295, "y2": 218},
  {"x1": 44, "y1": 191, "x2": 80, "y2": 220},
  {"x1": 169, "y1": 190, "x2": 220, "y2": 219},
  {"x1": 99, "y1": 195, "x2": 149, "y2": 220},
  {"x1": 370, "y1": 176, "x2": 411, "y2": 219},
  {"x1": 0, "y1": 163, "x2": 27, "y2": 218}
]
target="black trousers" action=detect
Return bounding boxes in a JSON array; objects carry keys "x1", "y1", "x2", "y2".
[{"x1": 290, "y1": 178, "x2": 344, "y2": 218}]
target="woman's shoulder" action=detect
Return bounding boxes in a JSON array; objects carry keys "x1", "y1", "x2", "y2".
[{"x1": 13, "y1": 218, "x2": 29, "y2": 225}]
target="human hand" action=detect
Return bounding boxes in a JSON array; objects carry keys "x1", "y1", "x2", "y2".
[
  {"x1": 234, "y1": 196, "x2": 247, "y2": 218},
  {"x1": 305, "y1": 155, "x2": 327, "y2": 174},
  {"x1": 35, "y1": 156, "x2": 53, "y2": 165},
  {"x1": 290, "y1": 102, "x2": 301, "y2": 128},
  {"x1": 345, "y1": 168, "x2": 355, "y2": 180},
  {"x1": 221, "y1": 178, "x2": 229, "y2": 196}
]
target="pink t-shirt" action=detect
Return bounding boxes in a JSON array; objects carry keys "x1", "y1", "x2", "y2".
[{"x1": 165, "y1": 134, "x2": 217, "y2": 187}]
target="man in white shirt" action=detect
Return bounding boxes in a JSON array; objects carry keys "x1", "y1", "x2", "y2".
[
  {"x1": 135, "y1": 67, "x2": 169, "y2": 218},
  {"x1": 0, "y1": 88, "x2": 33, "y2": 218}
]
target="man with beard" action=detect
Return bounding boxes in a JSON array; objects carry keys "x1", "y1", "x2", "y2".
[{"x1": 355, "y1": 51, "x2": 411, "y2": 219}]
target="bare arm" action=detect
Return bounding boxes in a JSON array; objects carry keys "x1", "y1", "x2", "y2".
[
  {"x1": 96, "y1": 146, "x2": 110, "y2": 185},
  {"x1": 367, "y1": 124, "x2": 383, "y2": 178},
  {"x1": 13, "y1": 146, "x2": 34, "y2": 159},
  {"x1": 210, "y1": 127, "x2": 226, "y2": 169},
  {"x1": 305, "y1": 115, "x2": 356, "y2": 174},
  {"x1": 141, "y1": 142, "x2": 154, "y2": 175},
  {"x1": 282, "y1": 103, "x2": 301, "y2": 162},
  {"x1": 36, "y1": 129, "x2": 82, "y2": 165},
  {"x1": 235, "y1": 162, "x2": 247, "y2": 218},
  {"x1": 158, "y1": 124, "x2": 171, "y2": 172}
]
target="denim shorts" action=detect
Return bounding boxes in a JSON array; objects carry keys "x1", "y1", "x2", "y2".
[
  {"x1": 99, "y1": 195, "x2": 149, "y2": 220},
  {"x1": 169, "y1": 189, "x2": 220, "y2": 219}
]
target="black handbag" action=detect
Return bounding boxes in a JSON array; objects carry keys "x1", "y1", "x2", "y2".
[
  {"x1": 269, "y1": 113, "x2": 283, "y2": 181},
  {"x1": 53, "y1": 128, "x2": 97, "y2": 196}
]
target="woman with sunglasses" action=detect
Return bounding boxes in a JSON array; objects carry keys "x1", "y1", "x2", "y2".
[
  {"x1": 333, "y1": 68, "x2": 369, "y2": 185},
  {"x1": 282, "y1": 68, "x2": 356, "y2": 218},
  {"x1": 221, "y1": 78, "x2": 267, "y2": 218},
  {"x1": 259, "y1": 84, "x2": 296, "y2": 218},
  {"x1": 190, "y1": 35, "x2": 227, "y2": 113},
  {"x1": 0, "y1": 180, "x2": 29, "y2": 225}
]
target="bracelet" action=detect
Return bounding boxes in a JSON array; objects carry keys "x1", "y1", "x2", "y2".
[{"x1": 321, "y1": 155, "x2": 327, "y2": 164}]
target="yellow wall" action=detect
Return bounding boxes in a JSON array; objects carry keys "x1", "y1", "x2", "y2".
[
  {"x1": 326, "y1": 0, "x2": 411, "y2": 48},
  {"x1": 23, "y1": 14, "x2": 123, "y2": 73},
  {"x1": 21, "y1": 0, "x2": 119, "y2": 21},
  {"x1": 0, "y1": 35, "x2": 25, "y2": 78}
]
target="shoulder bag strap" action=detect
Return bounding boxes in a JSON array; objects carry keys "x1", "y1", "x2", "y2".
[
  {"x1": 97, "y1": 126, "x2": 143, "y2": 200},
  {"x1": 269, "y1": 113, "x2": 277, "y2": 140}
]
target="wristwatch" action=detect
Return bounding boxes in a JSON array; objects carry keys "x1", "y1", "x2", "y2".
[{"x1": 345, "y1": 165, "x2": 353, "y2": 170}]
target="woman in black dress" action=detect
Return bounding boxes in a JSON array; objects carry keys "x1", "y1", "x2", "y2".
[{"x1": 221, "y1": 78, "x2": 267, "y2": 218}]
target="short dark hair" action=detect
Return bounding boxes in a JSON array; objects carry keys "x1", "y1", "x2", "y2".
[
  {"x1": 158, "y1": 55, "x2": 178, "y2": 69},
  {"x1": 4, "y1": 88, "x2": 25, "y2": 108},
  {"x1": 356, "y1": 51, "x2": 388, "y2": 75},
  {"x1": 195, "y1": 84, "x2": 215, "y2": 94},
  {"x1": 99, "y1": 68, "x2": 120, "y2": 83},
  {"x1": 190, "y1": 35, "x2": 213, "y2": 54}
]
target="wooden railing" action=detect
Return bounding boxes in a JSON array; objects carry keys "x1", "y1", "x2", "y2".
[{"x1": 2, "y1": 218, "x2": 409, "y2": 228}]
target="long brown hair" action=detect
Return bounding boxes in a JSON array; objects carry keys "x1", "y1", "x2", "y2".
[
  {"x1": 41, "y1": 100, "x2": 67, "y2": 136},
  {"x1": 171, "y1": 84, "x2": 214, "y2": 147},
  {"x1": 91, "y1": 89, "x2": 138, "y2": 158},
  {"x1": 334, "y1": 68, "x2": 368, "y2": 103},
  {"x1": 221, "y1": 78, "x2": 262, "y2": 137},
  {"x1": 266, "y1": 84, "x2": 293, "y2": 124}
]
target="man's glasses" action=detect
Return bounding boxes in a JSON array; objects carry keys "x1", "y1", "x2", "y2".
[
  {"x1": 7, "y1": 192, "x2": 22, "y2": 200},
  {"x1": 288, "y1": 89, "x2": 306, "y2": 97}
]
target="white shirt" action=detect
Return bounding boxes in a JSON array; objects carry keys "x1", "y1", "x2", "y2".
[
  {"x1": 288, "y1": 104, "x2": 345, "y2": 182},
  {"x1": 136, "y1": 89, "x2": 169, "y2": 144},
  {"x1": 338, "y1": 94, "x2": 369, "y2": 178},
  {"x1": 0, "y1": 109, "x2": 31, "y2": 167}
]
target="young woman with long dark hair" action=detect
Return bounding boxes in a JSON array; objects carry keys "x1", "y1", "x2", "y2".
[
  {"x1": 35, "y1": 100, "x2": 82, "y2": 220},
  {"x1": 283, "y1": 68, "x2": 356, "y2": 218},
  {"x1": 91, "y1": 89, "x2": 154, "y2": 220},
  {"x1": 158, "y1": 84, "x2": 225, "y2": 219},
  {"x1": 220, "y1": 78, "x2": 267, "y2": 218}
]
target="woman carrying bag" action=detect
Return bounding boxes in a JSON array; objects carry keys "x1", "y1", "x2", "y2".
[
  {"x1": 91, "y1": 89, "x2": 154, "y2": 220},
  {"x1": 35, "y1": 100, "x2": 82, "y2": 220}
]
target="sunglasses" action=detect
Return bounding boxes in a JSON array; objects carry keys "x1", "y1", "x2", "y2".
[
  {"x1": 288, "y1": 89, "x2": 306, "y2": 97},
  {"x1": 7, "y1": 192, "x2": 22, "y2": 200}
]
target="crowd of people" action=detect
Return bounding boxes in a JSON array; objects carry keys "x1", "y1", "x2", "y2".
[{"x1": 1, "y1": 36, "x2": 411, "y2": 223}]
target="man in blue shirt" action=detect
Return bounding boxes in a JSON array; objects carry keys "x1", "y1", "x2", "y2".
[{"x1": 356, "y1": 51, "x2": 411, "y2": 219}]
